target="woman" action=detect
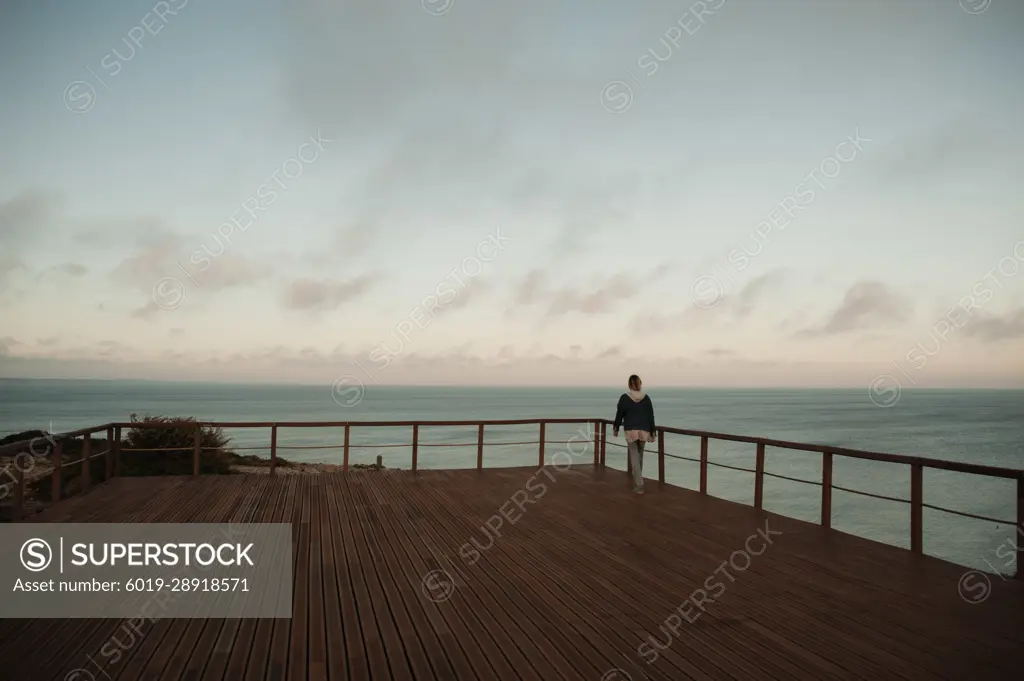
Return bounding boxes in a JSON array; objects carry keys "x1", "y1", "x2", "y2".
[{"x1": 613, "y1": 374, "x2": 657, "y2": 494}]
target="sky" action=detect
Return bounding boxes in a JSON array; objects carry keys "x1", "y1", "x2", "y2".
[{"x1": 1, "y1": 0, "x2": 1023, "y2": 389}]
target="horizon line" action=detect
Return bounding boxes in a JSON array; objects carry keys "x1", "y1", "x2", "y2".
[{"x1": 1, "y1": 376, "x2": 1022, "y2": 391}]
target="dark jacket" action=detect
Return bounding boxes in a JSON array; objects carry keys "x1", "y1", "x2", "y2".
[{"x1": 614, "y1": 393, "x2": 656, "y2": 433}]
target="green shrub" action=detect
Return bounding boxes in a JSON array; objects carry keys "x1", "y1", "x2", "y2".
[{"x1": 120, "y1": 414, "x2": 234, "y2": 476}]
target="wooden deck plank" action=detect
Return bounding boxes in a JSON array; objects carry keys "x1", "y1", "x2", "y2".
[
  {"x1": 359, "y1": 469, "x2": 488, "y2": 681},
  {"x1": 2, "y1": 466, "x2": 1021, "y2": 681},
  {"x1": 151, "y1": 478, "x2": 267, "y2": 681},
  {"x1": 515, "y1": 469, "x2": 887, "y2": 680},
  {"x1": 229, "y1": 476, "x2": 296, "y2": 681},
  {"x1": 346, "y1": 473, "x2": 450, "y2": 680},
  {"x1": 201, "y1": 477, "x2": 289, "y2": 681},
  {"x1": 463, "y1": 467, "x2": 759, "y2": 680},
  {"x1": 377, "y1": 469, "x2": 570, "y2": 681},
  {"x1": 322, "y1": 474, "x2": 365, "y2": 681},
  {"x1": 414, "y1": 467, "x2": 770, "y2": 681},
  {"x1": 342, "y1": 472, "x2": 414, "y2": 681},
  {"x1": 258, "y1": 475, "x2": 305, "y2": 681},
  {"x1": 285, "y1": 477, "x2": 312, "y2": 681},
  {"x1": 307, "y1": 478, "x2": 328, "y2": 680},
  {"x1": 334, "y1": 475, "x2": 389, "y2": 681},
  {"x1": 407, "y1": 468, "x2": 661, "y2": 681},
  {"x1": 26, "y1": 476, "x2": 237, "y2": 681},
  {"x1": 111, "y1": 476, "x2": 250, "y2": 681},
  {"x1": 0, "y1": 477, "x2": 167, "y2": 662},
  {"x1": 19, "y1": 477, "x2": 223, "y2": 681},
  {"x1": 176, "y1": 477, "x2": 270, "y2": 681},
  {"x1": 534, "y1": 469, "x2": 984, "y2": 679},
  {"x1": 565, "y1": 472, "x2": 1019, "y2": 677}
]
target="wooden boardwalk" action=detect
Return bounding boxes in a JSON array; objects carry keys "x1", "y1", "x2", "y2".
[{"x1": 2, "y1": 467, "x2": 1022, "y2": 680}]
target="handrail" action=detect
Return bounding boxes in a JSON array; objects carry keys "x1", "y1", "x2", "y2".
[
  {"x1": 639, "y1": 422, "x2": 1022, "y2": 479},
  {"x1": 109, "y1": 418, "x2": 596, "y2": 429},
  {"x1": 0, "y1": 423, "x2": 115, "y2": 456}
]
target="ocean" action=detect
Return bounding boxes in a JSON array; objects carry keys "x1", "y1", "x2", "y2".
[{"x1": 1, "y1": 379, "x2": 1021, "y2": 575}]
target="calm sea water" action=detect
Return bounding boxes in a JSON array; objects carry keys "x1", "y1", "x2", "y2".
[{"x1": 1, "y1": 379, "x2": 1021, "y2": 575}]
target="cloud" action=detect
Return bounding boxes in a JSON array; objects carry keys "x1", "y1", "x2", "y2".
[
  {"x1": 798, "y1": 281, "x2": 912, "y2": 336},
  {"x1": 282, "y1": 275, "x2": 375, "y2": 311},
  {"x1": 547, "y1": 273, "x2": 638, "y2": 316},
  {"x1": 57, "y1": 263, "x2": 87, "y2": 277},
  {"x1": 963, "y1": 308, "x2": 1024, "y2": 342},
  {"x1": 514, "y1": 269, "x2": 547, "y2": 306},
  {"x1": 114, "y1": 225, "x2": 272, "y2": 318},
  {"x1": 708, "y1": 269, "x2": 788, "y2": 321},
  {"x1": 433, "y1": 278, "x2": 490, "y2": 318},
  {"x1": 511, "y1": 264, "x2": 674, "y2": 318},
  {"x1": 0, "y1": 191, "x2": 60, "y2": 292},
  {"x1": 113, "y1": 226, "x2": 185, "y2": 288},
  {"x1": 867, "y1": 117, "x2": 1020, "y2": 189},
  {"x1": 642, "y1": 268, "x2": 788, "y2": 331},
  {"x1": 0, "y1": 190, "x2": 55, "y2": 244},
  {"x1": 0, "y1": 336, "x2": 19, "y2": 357}
]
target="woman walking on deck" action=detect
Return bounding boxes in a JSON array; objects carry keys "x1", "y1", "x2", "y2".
[{"x1": 613, "y1": 374, "x2": 657, "y2": 494}]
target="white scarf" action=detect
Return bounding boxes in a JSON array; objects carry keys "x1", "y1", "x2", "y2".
[{"x1": 628, "y1": 389, "x2": 646, "y2": 402}]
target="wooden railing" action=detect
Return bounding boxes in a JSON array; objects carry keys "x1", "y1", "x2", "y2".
[
  {"x1": 1, "y1": 423, "x2": 115, "y2": 521},
  {"x1": 595, "y1": 420, "x2": 1023, "y2": 576},
  {"x1": 3, "y1": 417, "x2": 1021, "y2": 577}
]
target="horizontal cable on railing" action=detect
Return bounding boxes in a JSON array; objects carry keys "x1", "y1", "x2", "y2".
[
  {"x1": 605, "y1": 441, "x2": 628, "y2": 449},
  {"x1": 832, "y1": 484, "x2": 908, "y2": 504},
  {"x1": 663, "y1": 452, "x2": 701, "y2": 463},
  {"x1": 276, "y1": 444, "x2": 349, "y2": 450},
  {"x1": 347, "y1": 443, "x2": 413, "y2": 449},
  {"x1": 920, "y1": 502, "x2": 1014, "y2": 525},
  {"x1": 706, "y1": 460, "x2": 757, "y2": 474},
  {"x1": 63, "y1": 458, "x2": 84, "y2": 466},
  {"x1": 416, "y1": 442, "x2": 477, "y2": 447},
  {"x1": 762, "y1": 471, "x2": 820, "y2": 486},
  {"x1": 480, "y1": 439, "x2": 539, "y2": 447}
]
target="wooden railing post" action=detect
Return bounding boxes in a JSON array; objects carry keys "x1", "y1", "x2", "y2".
[
  {"x1": 82, "y1": 434, "x2": 91, "y2": 494},
  {"x1": 113, "y1": 426, "x2": 121, "y2": 477},
  {"x1": 13, "y1": 459, "x2": 24, "y2": 521},
  {"x1": 821, "y1": 452, "x2": 833, "y2": 529},
  {"x1": 658, "y1": 429, "x2": 665, "y2": 486},
  {"x1": 592, "y1": 421, "x2": 599, "y2": 467},
  {"x1": 192, "y1": 424, "x2": 200, "y2": 479},
  {"x1": 105, "y1": 426, "x2": 113, "y2": 481},
  {"x1": 411, "y1": 424, "x2": 419, "y2": 471},
  {"x1": 1017, "y1": 475, "x2": 1023, "y2": 579},
  {"x1": 699, "y1": 436, "x2": 709, "y2": 495},
  {"x1": 538, "y1": 422, "x2": 545, "y2": 467},
  {"x1": 600, "y1": 422, "x2": 607, "y2": 467},
  {"x1": 477, "y1": 424, "x2": 484, "y2": 471},
  {"x1": 343, "y1": 425, "x2": 350, "y2": 473},
  {"x1": 51, "y1": 439, "x2": 63, "y2": 502},
  {"x1": 910, "y1": 463, "x2": 923, "y2": 554},
  {"x1": 270, "y1": 424, "x2": 278, "y2": 476},
  {"x1": 754, "y1": 442, "x2": 765, "y2": 509}
]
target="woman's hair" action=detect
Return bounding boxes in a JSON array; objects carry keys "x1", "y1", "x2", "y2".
[{"x1": 628, "y1": 374, "x2": 642, "y2": 391}]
